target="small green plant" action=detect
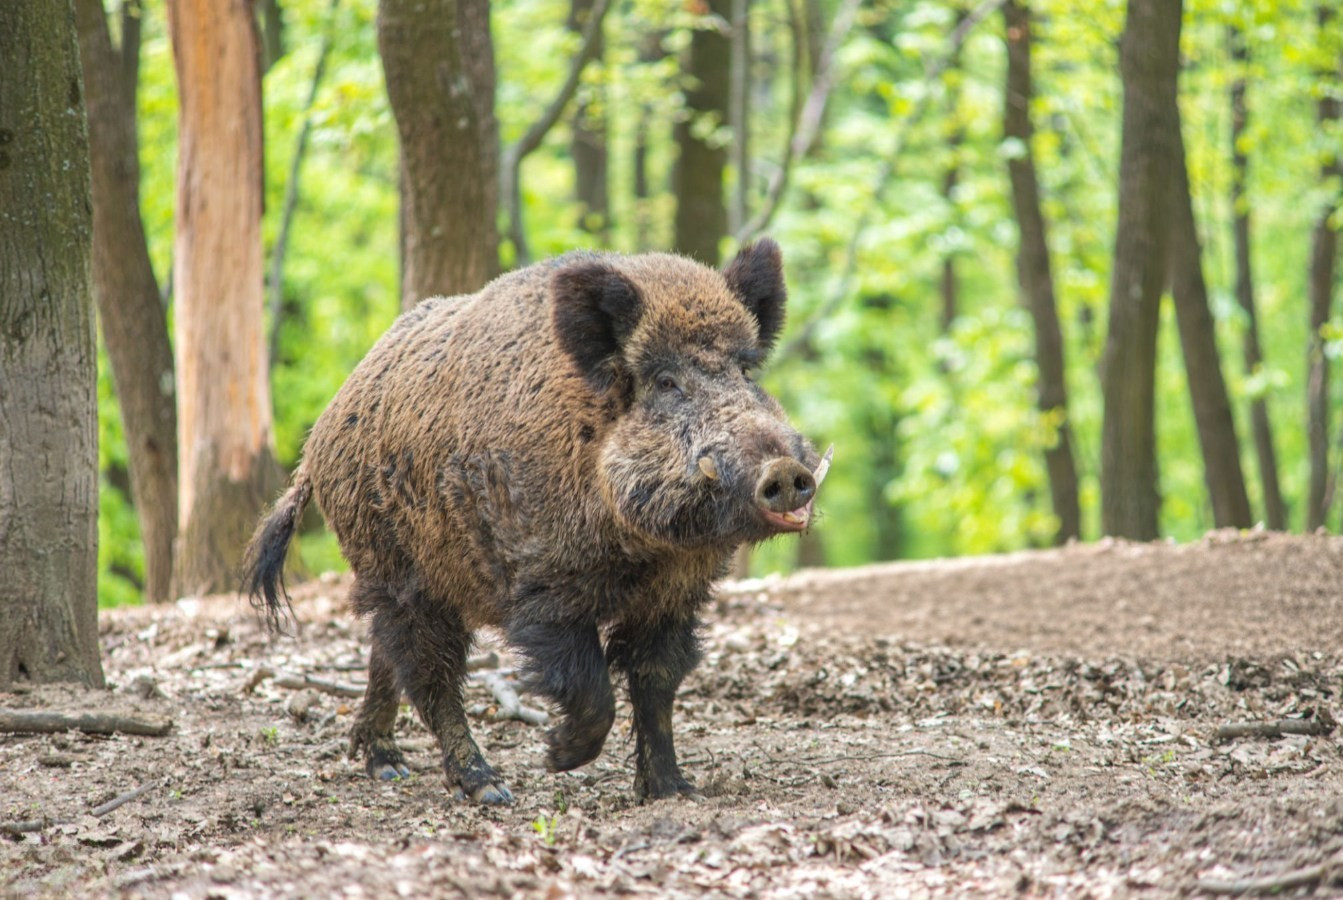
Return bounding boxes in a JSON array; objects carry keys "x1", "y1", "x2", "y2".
[
  {"x1": 261, "y1": 726, "x2": 279, "y2": 745},
  {"x1": 532, "y1": 814, "x2": 559, "y2": 847},
  {"x1": 553, "y1": 791, "x2": 569, "y2": 815}
]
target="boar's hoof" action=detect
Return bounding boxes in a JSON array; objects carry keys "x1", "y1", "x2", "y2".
[
  {"x1": 361, "y1": 742, "x2": 411, "y2": 781},
  {"x1": 448, "y1": 757, "x2": 514, "y2": 806},
  {"x1": 635, "y1": 774, "x2": 701, "y2": 804}
]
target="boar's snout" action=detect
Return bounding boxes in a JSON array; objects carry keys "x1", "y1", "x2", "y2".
[{"x1": 754, "y1": 457, "x2": 816, "y2": 532}]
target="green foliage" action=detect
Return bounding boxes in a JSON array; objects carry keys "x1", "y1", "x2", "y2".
[{"x1": 98, "y1": 0, "x2": 1343, "y2": 605}]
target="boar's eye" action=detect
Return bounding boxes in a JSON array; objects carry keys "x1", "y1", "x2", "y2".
[{"x1": 656, "y1": 373, "x2": 684, "y2": 396}]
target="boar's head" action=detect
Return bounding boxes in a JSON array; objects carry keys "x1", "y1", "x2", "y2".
[{"x1": 552, "y1": 239, "x2": 823, "y2": 548}]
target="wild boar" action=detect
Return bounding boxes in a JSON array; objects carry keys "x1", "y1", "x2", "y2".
[{"x1": 244, "y1": 239, "x2": 827, "y2": 805}]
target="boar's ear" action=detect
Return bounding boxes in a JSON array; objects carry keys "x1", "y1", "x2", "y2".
[
  {"x1": 551, "y1": 262, "x2": 644, "y2": 392},
  {"x1": 723, "y1": 238, "x2": 787, "y2": 353}
]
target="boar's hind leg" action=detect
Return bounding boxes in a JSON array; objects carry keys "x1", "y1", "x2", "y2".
[
  {"x1": 606, "y1": 616, "x2": 703, "y2": 802},
  {"x1": 368, "y1": 584, "x2": 512, "y2": 805},
  {"x1": 509, "y1": 619, "x2": 615, "y2": 772},
  {"x1": 348, "y1": 641, "x2": 410, "y2": 780}
]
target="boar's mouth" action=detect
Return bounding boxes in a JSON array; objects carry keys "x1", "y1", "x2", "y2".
[{"x1": 756, "y1": 445, "x2": 832, "y2": 534}]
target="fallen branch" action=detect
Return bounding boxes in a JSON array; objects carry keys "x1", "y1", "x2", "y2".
[
  {"x1": 0, "y1": 708, "x2": 172, "y2": 737},
  {"x1": 270, "y1": 672, "x2": 365, "y2": 699},
  {"x1": 0, "y1": 779, "x2": 163, "y2": 836},
  {"x1": 91, "y1": 779, "x2": 162, "y2": 817},
  {"x1": 1214, "y1": 718, "x2": 1334, "y2": 742},
  {"x1": 1196, "y1": 854, "x2": 1342, "y2": 896},
  {"x1": 473, "y1": 671, "x2": 549, "y2": 726}
]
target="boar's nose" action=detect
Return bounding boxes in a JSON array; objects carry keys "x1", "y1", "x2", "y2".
[{"x1": 754, "y1": 458, "x2": 816, "y2": 514}]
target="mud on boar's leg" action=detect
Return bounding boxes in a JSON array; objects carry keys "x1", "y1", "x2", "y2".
[
  {"x1": 508, "y1": 617, "x2": 616, "y2": 772},
  {"x1": 368, "y1": 585, "x2": 512, "y2": 805},
  {"x1": 606, "y1": 614, "x2": 703, "y2": 802},
  {"x1": 347, "y1": 637, "x2": 410, "y2": 781}
]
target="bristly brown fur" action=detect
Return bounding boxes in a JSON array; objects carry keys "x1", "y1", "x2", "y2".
[
  {"x1": 242, "y1": 470, "x2": 312, "y2": 633},
  {"x1": 245, "y1": 241, "x2": 818, "y2": 805}
]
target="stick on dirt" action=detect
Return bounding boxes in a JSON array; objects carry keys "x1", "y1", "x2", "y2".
[
  {"x1": 473, "y1": 671, "x2": 549, "y2": 726},
  {"x1": 1196, "y1": 854, "x2": 1340, "y2": 895},
  {"x1": 0, "y1": 708, "x2": 172, "y2": 737},
  {"x1": 0, "y1": 779, "x2": 164, "y2": 835},
  {"x1": 1213, "y1": 719, "x2": 1334, "y2": 742}
]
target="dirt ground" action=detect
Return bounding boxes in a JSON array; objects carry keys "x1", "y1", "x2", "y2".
[{"x1": 4, "y1": 530, "x2": 1343, "y2": 898}]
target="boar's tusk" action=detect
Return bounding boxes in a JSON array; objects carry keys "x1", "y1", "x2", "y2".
[
  {"x1": 698, "y1": 456, "x2": 720, "y2": 481},
  {"x1": 812, "y1": 444, "x2": 834, "y2": 488}
]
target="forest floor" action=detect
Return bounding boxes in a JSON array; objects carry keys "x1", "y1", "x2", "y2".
[{"x1": 4, "y1": 530, "x2": 1343, "y2": 898}]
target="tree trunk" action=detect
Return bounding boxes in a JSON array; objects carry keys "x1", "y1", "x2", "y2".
[
  {"x1": 569, "y1": 0, "x2": 609, "y2": 240},
  {"x1": 75, "y1": 0, "x2": 179, "y2": 604},
  {"x1": 728, "y1": 0, "x2": 751, "y2": 236},
  {"x1": 0, "y1": 0, "x2": 104, "y2": 689},
  {"x1": 167, "y1": 0, "x2": 282, "y2": 598},
  {"x1": 1003, "y1": 0, "x2": 1081, "y2": 544},
  {"x1": 940, "y1": 5, "x2": 967, "y2": 333},
  {"x1": 674, "y1": 0, "x2": 732, "y2": 265},
  {"x1": 1307, "y1": 5, "x2": 1341, "y2": 531},
  {"x1": 1228, "y1": 28, "x2": 1286, "y2": 531},
  {"x1": 1168, "y1": 117, "x2": 1253, "y2": 529},
  {"x1": 380, "y1": 0, "x2": 499, "y2": 309},
  {"x1": 1100, "y1": 0, "x2": 1182, "y2": 540}
]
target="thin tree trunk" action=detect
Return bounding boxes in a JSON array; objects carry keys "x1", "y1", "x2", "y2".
[
  {"x1": 1228, "y1": 28, "x2": 1286, "y2": 530},
  {"x1": 380, "y1": 0, "x2": 499, "y2": 309},
  {"x1": 1003, "y1": 0, "x2": 1081, "y2": 544},
  {"x1": 940, "y1": 5, "x2": 967, "y2": 333},
  {"x1": 257, "y1": 0, "x2": 285, "y2": 72},
  {"x1": 728, "y1": 0, "x2": 751, "y2": 236},
  {"x1": 1307, "y1": 5, "x2": 1341, "y2": 531},
  {"x1": 1169, "y1": 121, "x2": 1253, "y2": 529},
  {"x1": 167, "y1": 0, "x2": 283, "y2": 598},
  {"x1": 75, "y1": 0, "x2": 179, "y2": 605},
  {"x1": 674, "y1": 0, "x2": 732, "y2": 265},
  {"x1": 269, "y1": 0, "x2": 340, "y2": 369},
  {"x1": 569, "y1": 0, "x2": 609, "y2": 241},
  {"x1": 1100, "y1": 0, "x2": 1182, "y2": 540},
  {"x1": 0, "y1": 0, "x2": 104, "y2": 688}
]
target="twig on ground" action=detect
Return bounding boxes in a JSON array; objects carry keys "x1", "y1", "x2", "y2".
[
  {"x1": 270, "y1": 672, "x2": 366, "y2": 699},
  {"x1": 0, "y1": 778, "x2": 164, "y2": 836},
  {"x1": 0, "y1": 708, "x2": 172, "y2": 737},
  {"x1": 472, "y1": 671, "x2": 549, "y2": 726},
  {"x1": 91, "y1": 779, "x2": 162, "y2": 818},
  {"x1": 243, "y1": 667, "x2": 365, "y2": 699},
  {"x1": 1214, "y1": 719, "x2": 1334, "y2": 742},
  {"x1": 466, "y1": 652, "x2": 501, "y2": 671},
  {"x1": 1196, "y1": 854, "x2": 1342, "y2": 896}
]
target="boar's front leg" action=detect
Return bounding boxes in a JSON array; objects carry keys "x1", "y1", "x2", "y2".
[
  {"x1": 606, "y1": 614, "x2": 703, "y2": 802},
  {"x1": 367, "y1": 583, "x2": 513, "y2": 805},
  {"x1": 509, "y1": 618, "x2": 616, "y2": 772}
]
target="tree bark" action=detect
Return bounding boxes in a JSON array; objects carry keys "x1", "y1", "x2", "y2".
[
  {"x1": 940, "y1": 5, "x2": 967, "y2": 333},
  {"x1": 1228, "y1": 28, "x2": 1286, "y2": 530},
  {"x1": 380, "y1": 0, "x2": 499, "y2": 309},
  {"x1": 1307, "y1": 5, "x2": 1341, "y2": 531},
  {"x1": 75, "y1": 0, "x2": 179, "y2": 604},
  {"x1": 1100, "y1": 0, "x2": 1182, "y2": 540},
  {"x1": 167, "y1": 0, "x2": 282, "y2": 598},
  {"x1": 569, "y1": 0, "x2": 610, "y2": 240},
  {"x1": 674, "y1": 0, "x2": 732, "y2": 266},
  {"x1": 728, "y1": 0, "x2": 751, "y2": 236},
  {"x1": 1003, "y1": 0, "x2": 1081, "y2": 544},
  {"x1": 0, "y1": 0, "x2": 104, "y2": 689},
  {"x1": 1168, "y1": 117, "x2": 1253, "y2": 529}
]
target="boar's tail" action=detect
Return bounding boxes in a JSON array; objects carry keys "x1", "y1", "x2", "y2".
[{"x1": 242, "y1": 464, "x2": 314, "y2": 632}]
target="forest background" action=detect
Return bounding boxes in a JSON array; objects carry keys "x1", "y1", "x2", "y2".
[{"x1": 89, "y1": 0, "x2": 1342, "y2": 607}]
